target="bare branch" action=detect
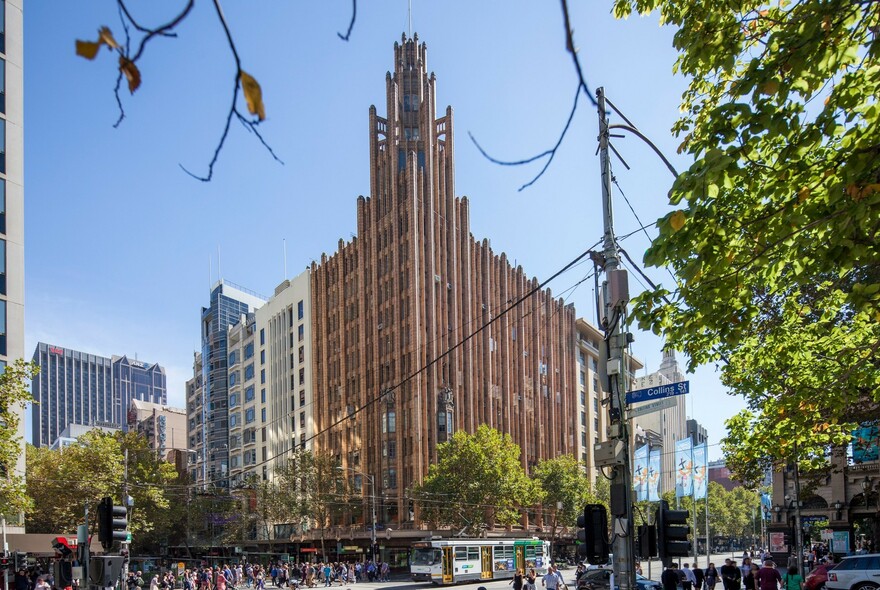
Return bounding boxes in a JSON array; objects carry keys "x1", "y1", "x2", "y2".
[
  {"x1": 337, "y1": 0, "x2": 357, "y2": 41},
  {"x1": 468, "y1": 85, "x2": 581, "y2": 191},
  {"x1": 560, "y1": 0, "x2": 598, "y2": 107}
]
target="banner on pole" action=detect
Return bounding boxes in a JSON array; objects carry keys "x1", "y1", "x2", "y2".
[
  {"x1": 633, "y1": 445, "x2": 649, "y2": 502},
  {"x1": 648, "y1": 449, "x2": 661, "y2": 502},
  {"x1": 675, "y1": 438, "x2": 694, "y2": 498},
  {"x1": 693, "y1": 442, "x2": 708, "y2": 500}
]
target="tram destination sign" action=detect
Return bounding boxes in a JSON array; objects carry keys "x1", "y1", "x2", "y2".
[{"x1": 626, "y1": 380, "x2": 690, "y2": 405}]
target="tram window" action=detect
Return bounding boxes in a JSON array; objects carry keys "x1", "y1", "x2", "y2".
[
  {"x1": 455, "y1": 547, "x2": 468, "y2": 560},
  {"x1": 468, "y1": 547, "x2": 480, "y2": 561}
]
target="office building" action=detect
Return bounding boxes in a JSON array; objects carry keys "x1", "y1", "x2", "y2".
[
  {"x1": 224, "y1": 271, "x2": 314, "y2": 488},
  {"x1": 31, "y1": 343, "x2": 168, "y2": 448},
  {"x1": 49, "y1": 422, "x2": 120, "y2": 451},
  {"x1": 686, "y1": 418, "x2": 708, "y2": 446},
  {"x1": 194, "y1": 280, "x2": 265, "y2": 488},
  {"x1": 309, "y1": 34, "x2": 578, "y2": 529},
  {"x1": 2, "y1": 0, "x2": 25, "y2": 533},
  {"x1": 113, "y1": 355, "x2": 167, "y2": 426},
  {"x1": 127, "y1": 398, "x2": 187, "y2": 460}
]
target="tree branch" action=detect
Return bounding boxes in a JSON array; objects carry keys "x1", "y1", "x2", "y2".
[{"x1": 337, "y1": 0, "x2": 357, "y2": 41}]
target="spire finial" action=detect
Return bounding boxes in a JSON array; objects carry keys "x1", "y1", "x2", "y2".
[{"x1": 408, "y1": 0, "x2": 412, "y2": 38}]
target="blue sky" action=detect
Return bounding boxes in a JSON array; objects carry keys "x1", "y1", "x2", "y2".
[{"x1": 24, "y1": 1, "x2": 743, "y2": 457}]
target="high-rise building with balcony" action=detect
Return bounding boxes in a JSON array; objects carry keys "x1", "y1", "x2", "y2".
[{"x1": 309, "y1": 34, "x2": 578, "y2": 529}]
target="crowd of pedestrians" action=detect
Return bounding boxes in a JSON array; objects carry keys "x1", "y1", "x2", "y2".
[{"x1": 156, "y1": 559, "x2": 393, "y2": 590}]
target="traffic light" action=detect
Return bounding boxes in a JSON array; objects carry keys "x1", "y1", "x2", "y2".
[
  {"x1": 0, "y1": 555, "x2": 10, "y2": 569},
  {"x1": 97, "y1": 497, "x2": 129, "y2": 551},
  {"x1": 13, "y1": 552, "x2": 27, "y2": 570},
  {"x1": 54, "y1": 561, "x2": 73, "y2": 588},
  {"x1": 577, "y1": 504, "x2": 610, "y2": 565},
  {"x1": 89, "y1": 556, "x2": 124, "y2": 587},
  {"x1": 636, "y1": 524, "x2": 657, "y2": 559},
  {"x1": 656, "y1": 500, "x2": 690, "y2": 564},
  {"x1": 52, "y1": 537, "x2": 74, "y2": 558}
]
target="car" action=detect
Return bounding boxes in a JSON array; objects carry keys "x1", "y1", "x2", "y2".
[
  {"x1": 824, "y1": 553, "x2": 880, "y2": 590},
  {"x1": 575, "y1": 567, "x2": 662, "y2": 590},
  {"x1": 804, "y1": 563, "x2": 832, "y2": 590}
]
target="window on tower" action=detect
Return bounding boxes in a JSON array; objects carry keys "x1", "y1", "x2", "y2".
[
  {"x1": 404, "y1": 127, "x2": 420, "y2": 141},
  {"x1": 403, "y1": 94, "x2": 419, "y2": 112}
]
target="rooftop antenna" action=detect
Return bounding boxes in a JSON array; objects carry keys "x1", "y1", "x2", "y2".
[
  {"x1": 217, "y1": 245, "x2": 221, "y2": 281},
  {"x1": 283, "y1": 238, "x2": 288, "y2": 280},
  {"x1": 209, "y1": 255, "x2": 212, "y2": 291},
  {"x1": 408, "y1": 0, "x2": 412, "y2": 38}
]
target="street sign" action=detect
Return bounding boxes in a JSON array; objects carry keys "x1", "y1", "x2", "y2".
[
  {"x1": 629, "y1": 397, "x2": 677, "y2": 418},
  {"x1": 626, "y1": 380, "x2": 689, "y2": 405}
]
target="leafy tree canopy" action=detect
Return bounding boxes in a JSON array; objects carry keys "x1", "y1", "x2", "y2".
[
  {"x1": 26, "y1": 430, "x2": 178, "y2": 541},
  {"x1": 412, "y1": 425, "x2": 540, "y2": 535},
  {"x1": 533, "y1": 455, "x2": 602, "y2": 529},
  {"x1": 613, "y1": 0, "x2": 880, "y2": 484},
  {"x1": 0, "y1": 360, "x2": 38, "y2": 518}
]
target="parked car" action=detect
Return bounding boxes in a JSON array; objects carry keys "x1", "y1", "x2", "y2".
[
  {"x1": 575, "y1": 567, "x2": 662, "y2": 590},
  {"x1": 825, "y1": 553, "x2": 880, "y2": 590},
  {"x1": 804, "y1": 563, "x2": 832, "y2": 590}
]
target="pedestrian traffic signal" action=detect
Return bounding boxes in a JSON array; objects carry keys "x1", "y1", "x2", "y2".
[
  {"x1": 636, "y1": 524, "x2": 657, "y2": 559},
  {"x1": 656, "y1": 500, "x2": 690, "y2": 564},
  {"x1": 577, "y1": 504, "x2": 610, "y2": 565},
  {"x1": 0, "y1": 555, "x2": 10, "y2": 569},
  {"x1": 90, "y1": 556, "x2": 124, "y2": 587},
  {"x1": 54, "y1": 560, "x2": 73, "y2": 588},
  {"x1": 13, "y1": 551, "x2": 27, "y2": 570},
  {"x1": 97, "y1": 497, "x2": 129, "y2": 551}
]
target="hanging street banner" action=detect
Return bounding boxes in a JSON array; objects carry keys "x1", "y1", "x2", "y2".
[
  {"x1": 626, "y1": 380, "x2": 690, "y2": 405},
  {"x1": 693, "y1": 441, "x2": 708, "y2": 500},
  {"x1": 675, "y1": 437, "x2": 694, "y2": 498},
  {"x1": 648, "y1": 449, "x2": 661, "y2": 502},
  {"x1": 633, "y1": 445, "x2": 649, "y2": 502}
]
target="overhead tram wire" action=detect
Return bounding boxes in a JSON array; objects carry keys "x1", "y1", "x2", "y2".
[{"x1": 185, "y1": 239, "x2": 607, "y2": 490}]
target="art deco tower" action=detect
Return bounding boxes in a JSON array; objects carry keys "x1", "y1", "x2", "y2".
[{"x1": 311, "y1": 35, "x2": 577, "y2": 528}]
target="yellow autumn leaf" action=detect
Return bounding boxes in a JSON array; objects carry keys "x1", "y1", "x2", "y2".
[
  {"x1": 797, "y1": 187, "x2": 810, "y2": 203},
  {"x1": 759, "y1": 79, "x2": 779, "y2": 95},
  {"x1": 119, "y1": 57, "x2": 141, "y2": 94},
  {"x1": 99, "y1": 26, "x2": 120, "y2": 49},
  {"x1": 670, "y1": 210, "x2": 686, "y2": 232},
  {"x1": 76, "y1": 40, "x2": 102, "y2": 60},
  {"x1": 240, "y1": 70, "x2": 266, "y2": 121}
]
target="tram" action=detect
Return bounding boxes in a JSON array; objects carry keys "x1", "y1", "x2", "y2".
[{"x1": 410, "y1": 538, "x2": 551, "y2": 585}]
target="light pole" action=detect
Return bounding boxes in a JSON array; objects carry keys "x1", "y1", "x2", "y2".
[{"x1": 337, "y1": 466, "x2": 377, "y2": 561}]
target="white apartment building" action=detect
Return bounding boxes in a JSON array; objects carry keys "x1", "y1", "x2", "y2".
[{"x1": 226, "y1": 270, "x2": 314, "y2": 487}]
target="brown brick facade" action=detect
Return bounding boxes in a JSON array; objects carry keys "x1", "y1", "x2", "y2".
[{"x1": 310, "y1": 34, "x2": 577, "y2": 529}]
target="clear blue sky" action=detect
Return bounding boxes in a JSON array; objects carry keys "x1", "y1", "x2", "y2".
[{"x1": 24, "y1": 1, "x2": 744, "y2": 457}]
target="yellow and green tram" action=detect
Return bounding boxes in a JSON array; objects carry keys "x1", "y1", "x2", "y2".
[{"x1": 410, "y1": 538, "x2": 551, "y2": 584}]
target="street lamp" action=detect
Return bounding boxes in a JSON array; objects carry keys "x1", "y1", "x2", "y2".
[
  {"x1": 833, "y1": 500, "x2": 844, "y2": 521},
  {"x1": 337, "y1": 466, "x2": 377, "y2": 561},
  {"x1": 862, "y1": 476, "x2": 873, "y2": 507}
]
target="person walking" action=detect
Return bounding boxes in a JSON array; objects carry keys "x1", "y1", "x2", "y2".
[
  {"x1": 754, "y1": 560, "x2": 782, "y2": 590},
  {"x1": 694, "y1": 564, "x2": 705, "y2": 590},
  {"x1": 682, "y1": 564, "x2": 697, "y2": 590},
  {"x1": 662, "y1": 564, "x2": 680, "y2": 590},
  {"x1": 706, "y1": 563, "x2": 719, "y2": 590},
  {"x1": 511, "y1": 569, "x2": 525, "y2": 590},
  {"x1": 782, "y1": 567, "x2": 803, "y2": 590},
  {"x1": 744, "y1": 564, "x2": 759, "y2": 590},
  {"x1": 541, "y1": 566, "x2": 563, "y2": 590},
  {"x1": 525, "y1": 569, "x2": 537, "y2": 590}
]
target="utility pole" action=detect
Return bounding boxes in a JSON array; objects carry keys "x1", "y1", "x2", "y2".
[{"x1": 596, "y1": 86, "x2": 635, "y2": 590}]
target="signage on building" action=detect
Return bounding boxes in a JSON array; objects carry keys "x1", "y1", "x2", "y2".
[
  {"x1": 626, "y1": 380, "x2": 689, "y2": 405},
  {"x1": 49, "y1": 346, "x2": 64, "y2": 355},
  {"x1": 832, "y1": 531, "x2": 849, "y2": 554},
  {"x1": 769, "y1": 532, "x2": 787, "y2": 553},
  {"x1": 128, "y1": 359, "x2": 147, "y2": 368}
]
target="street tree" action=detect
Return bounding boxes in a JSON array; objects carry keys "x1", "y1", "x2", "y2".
[
  {"x1": 612, "y1": 0, "x2": 880, "y2": 484},
  {"x1": 274, "y1": 449, "x2": 359, "y2": 559},
  {"x1": 25, "y1": 430, "x2": 177, "y2": 541},
  {"x1": 411, "y1": 425, "x2": 540, "y2": 536},
  {"x1": 0, "y1": 360, "x2": 38, "y2": 520},
  {"x1": 533, "y1": 455, "x2": 601, "y2": 548}
]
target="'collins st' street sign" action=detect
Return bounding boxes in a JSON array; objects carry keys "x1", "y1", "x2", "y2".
[{"x1": 625, "y1": 380, "x2": 689, "y2": 405}]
